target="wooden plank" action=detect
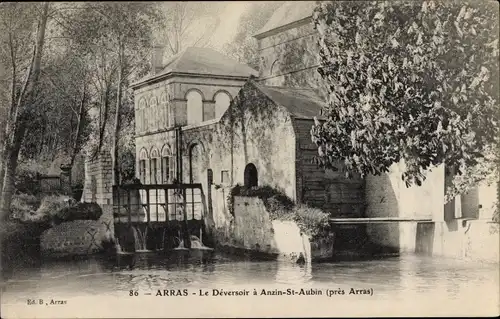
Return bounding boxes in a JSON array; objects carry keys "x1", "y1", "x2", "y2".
[
  {"x1": 117, "y1": 183, "x2": 203, "y2": 190},
  {"x1": 329, "y1": 217, "x2": 433, "y2": 224}
]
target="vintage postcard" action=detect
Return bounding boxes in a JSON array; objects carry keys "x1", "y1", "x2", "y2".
[{"x1": 0, "y1": 1, "x2": 499, "y2": 318}]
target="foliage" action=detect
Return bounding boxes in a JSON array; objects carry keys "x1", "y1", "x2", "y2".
[
  {"x1": 50, "y1": 202, "x2": 102, "y2": 225},
  {"x1": 222, "y1": 2, "x2": 282, "y2": 70},
  {"x1": 11, "y1": 194, "x2": 102, "y2": 225},
  {"x1": 14, "y1": 166, "x2": 41, "y2": 195},
  {"x1": 20, "y1": 48, "x2": 92, "y2": 163},
  {"x1": 36, "y1": 195, "x2": 72, "y2": 219},
  {"x1": 311, "y1": 1, "x2": 499, "y2": 190},
  {"x1": 444, "y1": 147, "x2": 499, "y2": 203},
  {"x1": 227, "y1": 184, "x2": 331, "y2": 239},
  {"x1": 10, "y1": 193, "x2": 40, "y2": 219},
  {"x1": 156, "y1": 2, "x2": 222, "y2": 56},
  {"x1": 119, "y1": 148, "x2": 136, "y2": 184}
]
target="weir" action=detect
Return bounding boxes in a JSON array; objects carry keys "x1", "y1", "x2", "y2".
[{"x1": 112, "y1": 183, "x2": 213, "y2": 253}]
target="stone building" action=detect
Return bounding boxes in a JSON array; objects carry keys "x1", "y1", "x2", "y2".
[
  {"x1": 127, "y1": 1, "x2": 498, "y2": 262},
  {"x1": 130, "y1": 43, "x2": 365, "y2": 225}
]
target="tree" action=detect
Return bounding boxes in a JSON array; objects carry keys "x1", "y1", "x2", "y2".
[
  {"x1": 157, "y1": 2, "x2": 222, "y2": 56},
  {"x1": 311, "y1": 1, "x2": 499, "y2": 195},
  {"x1": 61, "y1": 2, "x2": 161, "y2": 184},
  {"x1": 20, "y1": 48, "x2": 92, "y2": 166},
  {"x1": 222, "y1": 2, "x2": 282, "y2": 70},
  {"x1": 0, "y1": 2, "x2": 51, "y2": 219}
]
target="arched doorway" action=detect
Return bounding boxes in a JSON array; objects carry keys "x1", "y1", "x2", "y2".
[{"x1": 244, "y1": 163, "x2": 258, "y2": 188}]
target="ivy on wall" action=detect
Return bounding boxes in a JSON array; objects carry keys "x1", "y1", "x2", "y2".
[{"x1": 227, "y1": 184, "x2": 332, "y2": 240}]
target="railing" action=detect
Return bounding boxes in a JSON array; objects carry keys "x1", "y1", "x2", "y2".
[{"x1": 112, "y1": 183, "x2": 206, "y2": 224}]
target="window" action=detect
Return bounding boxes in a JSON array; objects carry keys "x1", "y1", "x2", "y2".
[
  {"x1": 445, "y1": 165, "x2": 479, "y2": 221},
  {"x1": 150, "y1": 148, "x2": 160, "y2": 184},
  {"x1": 149, "y1": 96, "x2": 158, "y2": 108},
  {"x1": 150, "y1": 158, "x2": 158, "y2": 183},
  {"x1": 160, "y1": 92, "x2": 169, "y2": 127},
  {"x1": 214, "y1": 91, "x2": 231, "y2": 118},
  {"x1": 138, "y1": 148, "x2": 148, "y2": 183},
  {"x1": 221, "y1": 170, "x2": 230, "y2": 185},
  {"x1": 186, "y1": 90, "x2": 203, "y2": 125},
  {"x1": 138, "y1": 98, "x2": 147, "y2": 132},
  {"x1": 161, "y1": 145, "x2": 174, "y2": 183}
]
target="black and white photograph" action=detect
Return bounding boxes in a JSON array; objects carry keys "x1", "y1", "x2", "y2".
[{"x1": 0, "y1": 1, "x2": 499, "y2": 317}]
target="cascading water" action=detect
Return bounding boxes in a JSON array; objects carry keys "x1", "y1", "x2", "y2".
[
  {"x1": 272, "y1": 220, "x2": 311, "y2": 263},
  {"x1": 174, "y1": 228, "x2": 213, "y2": 251},
  {"x1": 131, "y1": 226, "x2": 150, "y2": 252},
  {"x1": 174, "y1": 230, "x2": 188, "y2": 250}
]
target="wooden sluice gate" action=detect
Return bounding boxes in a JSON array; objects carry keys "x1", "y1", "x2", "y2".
[{"x1": 112, "y1": 183, "x2": 213, "y2": 253}]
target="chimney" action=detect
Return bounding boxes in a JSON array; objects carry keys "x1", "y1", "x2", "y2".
[{"x1": 151, "y1": 45, "x2": 164, "y2": 75}]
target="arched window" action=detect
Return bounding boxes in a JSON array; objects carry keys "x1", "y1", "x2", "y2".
[
  {"x1": 161, "y1": 145, "x2": 174, "y2": 183},
  {"x1": 138, "y1": 148, "x2": 148, "y2": 183},
  {"x1": 270, "y1": 58, "x2": 281, "y2": 76},
  {"x1": 150, "y1": 147, "x2": 160, "y2": 184},
  {"x1": 160, "y1": 92, "x2": 168, "y2": 105},
  {"x1": 214, "y1": 91, "x2": 231, "y2": 118},
  {"x1": 186, "y1": 90, "x2": 203, "y2": 125},
  {"x1": 138, "y1": 98, "x2": 147, "y2": 132},
  {"x1": 244, "y1": 163, "x2": 258, "y2": 188},
  {"x1": 149, "y1": 96, "x2": 158, "y2": 108}
]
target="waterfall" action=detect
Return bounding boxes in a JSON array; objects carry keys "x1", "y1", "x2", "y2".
[
  {"x1": 115, "y1": 239, "x2": 123, "y2": 254},
  {"x1": 174, "y1": 233, "x2": 188, "y2": 250},
  {"x1": 301, "y1": 233, "x2": 312, "y2": 265},
  {"x1": 272, "y1": 220, "x2": 309, "y2": 263},
  {"x1": 173, "y1": 228, "x2": 213, "y2": 251},
  {"x1": 131, "y1": 226, "x2": 149, "y2": 252},
  {"x1": 189, "y1": 235, "x2": 213, "y2": 250}
]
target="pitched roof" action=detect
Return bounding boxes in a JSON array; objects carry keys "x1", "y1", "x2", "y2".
[
  {"x1": 254, "y1": 83, "x2": 326, "y2": 120},
  {"x1": 132, "y1": 47, "x2": 258, "y2": 87},
  {"x1": 254, "y1": 1, "x2": 316, "y2": 38}
]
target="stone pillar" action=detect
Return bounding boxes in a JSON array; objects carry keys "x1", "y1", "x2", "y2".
[
  {"x1": 82, "y1": 151, "x2": 113, "y2": 206},
  {"x1": 172, "y1": 99, "x2": 187, "y2": 126},
  {"x1": 82, "y1": 151, "x2": 115, "y2": 240},
  {"x1": 203, "y1": 101, "x2": 216, "y2": 121},
  {"x1": 60, "y1": 164, "x2": 72, "y2": 195}
]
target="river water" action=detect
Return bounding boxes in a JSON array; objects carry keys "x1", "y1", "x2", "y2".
[{"x1": 1, "y1": 252, "x2": 499, "y2": 317}]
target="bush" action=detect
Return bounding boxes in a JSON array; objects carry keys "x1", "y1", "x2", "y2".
[
  {"x1": 14, "y1": 166, "x2": 41, "y2": 195},
  {"x1": 10, "y1": 193, "x2": 40, "y2": 219},
  {"x1": 36, "y1": 195, "x2": 72, "y2": 217},
  {"x1": 227, "y1": 184, "x2": 332, "y2": 240},
  {"x1": 52, "y1": 202, "x2": 102, "y2": 225}
]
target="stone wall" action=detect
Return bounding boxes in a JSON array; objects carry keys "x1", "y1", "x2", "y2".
[
  {"x1": 39, "y1": 151, "x2": 117, "y2": 259},
  {"x1": 216, "y1": 196, "x2": 326, "y2": 263},
  {"x1": 257, "y1": 20, "x2": 326, "y2": 98},
  {"x1": 81, "y1": 151, "x2": 113, "y2": 206},
  {"x1": 364, "y1": 161, "x2": 499, "y2": 263},
  {"x1": 40, "y1": 205, "x2": 114, "y2": 258}
]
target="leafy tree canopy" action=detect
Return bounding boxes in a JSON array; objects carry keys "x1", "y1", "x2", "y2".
[{"x1": 311, "y1": 0, "x2": 499, "y2": 192}]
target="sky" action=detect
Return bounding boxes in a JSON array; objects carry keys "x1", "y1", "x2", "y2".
[{"x1": 210, "y1": 2, "x2": 253, "y2": 50}]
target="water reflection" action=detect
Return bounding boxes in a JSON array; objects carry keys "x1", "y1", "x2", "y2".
[
  {"x1": 1, "y1": 252, "x2": 498, "y2": 304},
  {"x1": 275, "y1": 263, "x2": 312, "y2": 285}
]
